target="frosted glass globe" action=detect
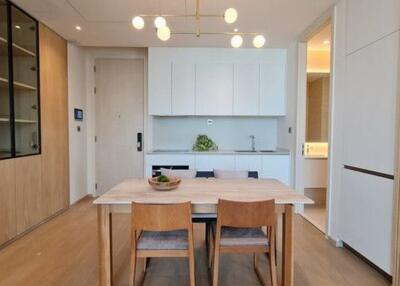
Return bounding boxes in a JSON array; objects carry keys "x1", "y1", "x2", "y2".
[
  {"x1": 224, "y1": 8, "x2": 238, "y2": 24},
  {"x1": 154, "y1": 16, "x2": 167, "y2": 29},
  {"x1": 132, "y1": 16, "x2": 144, "y2": 30},
  {"x1": 157, "y1": 26, "x2": 171, "y2": 41},
  {"x1": 253, "y1": 35, "x2": 266, "y2": 48},
  {"x1": 231, "y1": 35, "x2": 243, "y2": 48}
]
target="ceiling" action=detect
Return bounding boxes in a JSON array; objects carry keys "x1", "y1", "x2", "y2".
[{"x1": 12, "y1": 0, "x2": 336, "y2": 48}]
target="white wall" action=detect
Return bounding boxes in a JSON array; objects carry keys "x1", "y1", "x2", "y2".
[
  {"x1": 67, "y1": 45, "x2": 148, "y2": 200},
  {"x1": 152, "y1": 117, "x2": 278, "y2": 151},
  {"x1": 67, "y1": 43, "x2": 88, "y2": 204}
]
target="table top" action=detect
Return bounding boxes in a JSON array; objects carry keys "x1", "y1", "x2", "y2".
[{"x1": 94, "y1": 178, "x2": 313, "y2": 205}]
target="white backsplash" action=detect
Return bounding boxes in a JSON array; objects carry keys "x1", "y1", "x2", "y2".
[{"x1": 152, "y1": 117, "x2": 278, "y2": 151}]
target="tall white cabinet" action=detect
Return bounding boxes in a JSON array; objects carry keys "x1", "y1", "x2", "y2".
[
  {"x1": 148, "y1": 48, "x2": 287, "y2": 116},
  {"x1": 337, "y1": 0, "x2": 400, "y2": 275}
]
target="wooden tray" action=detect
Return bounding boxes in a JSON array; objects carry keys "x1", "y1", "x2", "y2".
[{"x1": 148, "y1": 176, "x2": 181, "y2": 191}]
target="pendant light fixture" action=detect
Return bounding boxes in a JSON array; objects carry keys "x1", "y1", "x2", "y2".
[{"x1": 131, "y1": 0, "x2": 266, "y2": 48}]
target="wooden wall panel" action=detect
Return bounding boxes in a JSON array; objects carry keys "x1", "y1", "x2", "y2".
[
  {"x1": 39, "y1": 24, "x2": 69, "y2": 216},
  {"x1": 15, "y1": 156, "x2": 43, "y2": 234},
  {"x1": 0, "y1": 160, "x2": 16, "y2": 245}
]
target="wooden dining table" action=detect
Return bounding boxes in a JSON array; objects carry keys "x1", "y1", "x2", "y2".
[{"x1": 94, "y1": 178, "x2": 313, "y2": 286}]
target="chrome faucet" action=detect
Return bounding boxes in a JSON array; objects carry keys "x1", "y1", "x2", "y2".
[{"x1": 250, "y1": 135, "x2": 256, "y2": 151}]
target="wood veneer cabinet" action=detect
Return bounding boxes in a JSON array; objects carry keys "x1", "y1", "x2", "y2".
[{"x1": 0, "y1": 22, "x2": 69, "y2": 246}]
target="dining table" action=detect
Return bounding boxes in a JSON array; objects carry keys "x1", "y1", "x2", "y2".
[{"x1": 94, "y1": 178, "x2": 313, "y2": 286}]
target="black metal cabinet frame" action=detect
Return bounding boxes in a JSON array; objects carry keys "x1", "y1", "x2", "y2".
[{"x1": 1, "y1": 0, "x2": 40, "y2": 160}]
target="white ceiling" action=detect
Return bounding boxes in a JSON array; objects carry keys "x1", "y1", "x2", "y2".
[{"x1": 13, "y1": 0, "x2": 337, "y2": 48}]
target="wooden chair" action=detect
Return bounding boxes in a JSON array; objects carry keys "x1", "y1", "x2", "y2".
[
  {"x1": 209, "y1": 199, "x2": 277, "y2": 286},
  {"x1": 129, "y1": 202, "x2": 196, "y2": 286}
]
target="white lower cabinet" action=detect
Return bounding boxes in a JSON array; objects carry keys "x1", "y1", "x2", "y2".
[
  {"x1": 235, "y1": 155, "x2": 263, "y2": 174},
  {"x1": 195, "y1": 155, "x2": 236, "y2": 171},
  {"x1": 146, "y1": 153, "x2": 290, "y2": 185},
  {"x1": 261, "y1": 155, "x2": 290, "y2": 185},
  {"x1": 340, "y1": 168, "x2": 393, "y2": 274},
  {"x1": 145, "y1": 154, "x2": 195, "y2": 177}
]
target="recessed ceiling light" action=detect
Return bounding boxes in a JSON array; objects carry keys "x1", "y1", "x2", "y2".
[
  {"x1": 233, "y1": 28, "x2": 239, "y2": 32},
  {"x1": 15, "y1": 25, "x2": 21, "y2": 29},
  {"x1": 75, "y1": 26, "x2": 82, "y2": 31},
  {"x1": 323, "y1": 40, "x2": 330, "y2": 45}
]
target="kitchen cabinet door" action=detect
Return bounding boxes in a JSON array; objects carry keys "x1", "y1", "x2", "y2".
[
  {"x1": 195, "y1": 154, "x2": 235, "y2": 171},
  {"x1": 261, "y1": 155, "x2": 290, "y2": 185},
  {"x1": 195, "y1": 63, "x2": 234, "y2": 115},
  {"x1": 234, "y1": 64, "x2": 260, "y2": 115},
  {"x1": 340, "y1": 168, "x2": 393, "y2": 274},
  {"x1": 259, "y1": 61, "x2": 286, "y2": 116},
  {"x1": 172, "y1": 62, "x2": 195, "y2": 115},
  {"x1": 343, "y1": 32, "x2": 398, "y2": 175},
  {"x1": 148, "y1": 51, "x2": 171, "y2": 115},
  {"x1": 235, "y1": 155, "x2": 262, "y2": 174}
]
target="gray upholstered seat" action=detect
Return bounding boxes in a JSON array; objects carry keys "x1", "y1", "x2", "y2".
[
  {"x1": 137, "y1": 230, "x2": 188, "y2": 250},
  {"x1": 212, "y1": 224, "x2": 269, "y2": 246}
]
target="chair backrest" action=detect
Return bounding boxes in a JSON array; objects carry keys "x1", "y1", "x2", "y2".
[
  {"x1": 217, "y1": 199, "x2": 276, "y2": 228},
  {"x1": 161, "y1": 168, "x2": 197, "y2": 179},
  {"x1": 214, "y1": 169, "x2": 249, "y2": 179},
  {"x1": 132, "y1": 202, "x2": 192, "y2": 231},
  {"x1": 196, "y1": 170, "x2": 258, "y2": 179}
]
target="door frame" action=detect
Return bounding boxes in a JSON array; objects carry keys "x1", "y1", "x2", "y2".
[{"x1": 295, "y1": 8, "x2": 334, "y2": 235}]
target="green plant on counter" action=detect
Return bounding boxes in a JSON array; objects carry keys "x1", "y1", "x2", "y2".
[
  {"x1": 157, "y1": 175, "x2": 170, "y2": 183},
  {"x1": 192, "y1": 134, "x2": 218, "y2": 151}
]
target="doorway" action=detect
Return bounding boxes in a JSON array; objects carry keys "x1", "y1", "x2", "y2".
[
  {"x1": 297, "y1": 20, "x2": 332, "y2": 233},
  {"x1": 94, "y1": 58, "x2": 144, "y2": 195}
]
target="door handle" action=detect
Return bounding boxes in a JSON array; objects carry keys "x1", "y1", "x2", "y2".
[{"x1": 137, "y1": 132, "x2": 143, "y2": 152}]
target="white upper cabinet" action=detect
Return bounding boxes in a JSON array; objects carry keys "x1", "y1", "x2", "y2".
[
  {"x1": 259, "y1": 60, "x2": 286, "y2": 116},
  {"x1": 148, "y1": 48, "x2": 287, "y2": 116},
  {"x1": 148, "y1": 49, "x2": 171, "y2": 115},
  {"x1": 234, "y1": 63, "x2": 260, "y2": 115},
  {"x1": 343, "y1": 32, "x2": 399, "y2": 175},
  {"x1": 195, "y1": 63, "x2": 234, "y2": 115},
  {"x1": 172, "y1": 62, "x2": 196, "y2": 115}
]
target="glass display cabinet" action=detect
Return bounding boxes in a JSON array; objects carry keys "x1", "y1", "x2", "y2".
[{"x1": 0, "y1": 0, "x2": 40, "y2": 159}]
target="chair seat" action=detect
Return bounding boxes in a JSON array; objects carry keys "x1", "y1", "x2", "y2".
[
  {"x1": 212, "y1": 224, "x2": 269, "y2": 246},
  {"x1": 137, "y1": 230, "x2": 188, "y2": 250}
]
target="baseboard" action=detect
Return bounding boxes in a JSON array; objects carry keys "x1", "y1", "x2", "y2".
[{"x1": 343, "y1": 242, "x2": 392, "y2": 282}]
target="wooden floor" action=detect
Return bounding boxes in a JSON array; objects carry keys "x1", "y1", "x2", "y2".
[{"x1": 0, "y1": 197, "x2": 390, "y2": 286}]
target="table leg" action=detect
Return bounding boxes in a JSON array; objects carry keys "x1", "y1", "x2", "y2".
[
  {"x1": 98, "y1": 205, "x2": 113, "y2": 286},
  {"x1": 282, "y1": 204, "x2": 294, "y2": 286}
]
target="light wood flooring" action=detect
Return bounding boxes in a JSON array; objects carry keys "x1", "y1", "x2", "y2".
[
  {"x1": 302, "y1": 205, "x2": 327, "y2": 233},
  {"x1": 0, "y1": 197, "x2": 390, "y2": 286}
]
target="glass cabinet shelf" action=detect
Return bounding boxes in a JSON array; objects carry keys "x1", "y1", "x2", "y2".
[{"x1": 0, "y1": 0, "x2": 40, "y2": 159}]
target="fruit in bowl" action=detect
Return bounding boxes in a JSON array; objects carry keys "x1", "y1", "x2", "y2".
[{"x1": 148, "y1": 175, "x2": 181, "y2": 191}]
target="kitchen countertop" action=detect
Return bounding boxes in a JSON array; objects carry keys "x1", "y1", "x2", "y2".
[{"x1": 147, "y1": 148, "x2": 290, "y2": 155}]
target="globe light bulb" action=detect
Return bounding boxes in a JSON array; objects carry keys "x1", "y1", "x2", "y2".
[
  {"x1": 157, "y1": 25, "x2": 171, "y2": 41},
  {"x1": 231, "y1": 35, "x2": 243, "y2": 48},
  {"x1": 154, "y1": 16, "x2": 167, "y2": 29},
  {"x1": 132, "y1": 16, "x2": 144, "y2": 29},
  {"x1": 224, "y1": 8, "x2": 238, "y2": 24},
  {"x1": 253, "y1": 35, "x2": 266, "y2": 48}
]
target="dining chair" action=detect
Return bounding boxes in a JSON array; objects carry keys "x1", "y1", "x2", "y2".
[
  {"x1": 160, "y1": 168, "x2": 198, "y2": 179},
  {"x1": 209, "y1": 199, "x2": 277, "y2": 286},
  {"x1": 129, "y1": 202, "x2": 196, "y2": 286}
]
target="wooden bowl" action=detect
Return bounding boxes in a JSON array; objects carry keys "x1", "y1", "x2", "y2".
[{"x1": 148, "y1": 176, "x2": 181, "y2": 191}]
